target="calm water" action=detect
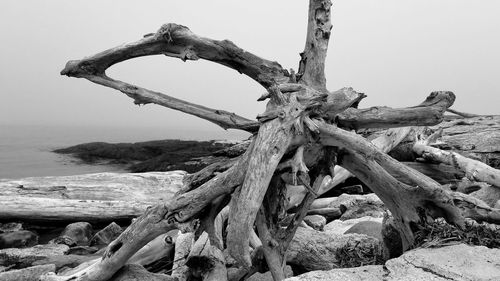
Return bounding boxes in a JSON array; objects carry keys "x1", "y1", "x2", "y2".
[{"x1": 0, "y1": 125, "x2": 249, "y2": 179}]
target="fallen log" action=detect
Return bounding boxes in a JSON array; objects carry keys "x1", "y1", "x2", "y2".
[
  {"x1": 0, "y1": 171, "x2": 184, "y2": 201},
  {"x1": 413, "y1": 129, "x2": 500, "y2": 188},
  {"x1": 0, "y1": 172, "x2": 184, "y2": 223}
]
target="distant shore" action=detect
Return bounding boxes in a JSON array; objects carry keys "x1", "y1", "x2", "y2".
[{"x1": 53, "y1": 139, "x2": 237, "y2": 173}]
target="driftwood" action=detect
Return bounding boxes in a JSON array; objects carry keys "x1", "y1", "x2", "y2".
[
  {"x1": 48, "y1": 1, "x2": 500, "y2": 280},
  {"x1": 0, "y1": 172, "x2": 183, "y2": 222},
  {"x1": 413, "y1": 129, "x2": 500, "y2": 188}
]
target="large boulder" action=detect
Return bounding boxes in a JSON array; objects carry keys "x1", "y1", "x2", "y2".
[{"x1": 285, "y1": 244, "x2": 500, "y2": 281}]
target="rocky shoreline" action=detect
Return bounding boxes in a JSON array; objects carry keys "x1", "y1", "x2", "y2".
[
  {"x1": 53, "y1": 139, "x2": 238, "y2": 173},
  {"x1": 1, "y1": 116, "x2": 500, "y2": 280}
]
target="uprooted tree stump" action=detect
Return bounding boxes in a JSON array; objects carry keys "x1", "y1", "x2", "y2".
[{"x1": 48, "y1": 1, "x2": 500, "y2": 280}]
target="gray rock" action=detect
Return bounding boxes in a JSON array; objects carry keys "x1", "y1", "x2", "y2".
[
  {"x1": 344, "y1": 221, "x2": 382, "y2": 240},
  {"x1": 52, "y1": 222, "x2": 93, "y2": 246},
  {"x1": 90, "y1": 222, "x2": 122, "y2": 247},
  {"x1": 325, "y1": 216, "x2": 383, "y2": 235},
  {"x1": 287, "y1": 227, "x2": 382, "y2": 271},
  {"x1": 386, "y1": 244, "x2": 500, "y2": 281},
  {"x1": 470, "y1": 184, "x2": 500, "y2": 207},
  {"x1": 0, "y1": 222, "x2": 23, "y2": 233},
  {"x1": 340, "y1": 202, "x2": 386, "y2": 220},
  {"x1": 0, "y1": 264, "x2": 55, "y2": 281},
  {"x1": 303, "y1": 215, "x2": 326, "y2": 231},
  {"x1": 247, "y1": 265, "x2": 293, "y2": 281},
  {"x1": 495, "y1": 199, "x2": 500, "y2": 209},
  {"x1": 0, "y1": 244, "x2": 68, "y2": 267},
  {"x1": 109, "y1": 264, "x2": 176, "y2": 281},
  {"x1": 0, "y1": 230, "x2": 38, "y2": 249},
  {"x1": 285, "y1": 265, "x2": 385, "y2": 281},
  {"x1": 285, "y1": 244, "x2": 500, "y2": 281}
]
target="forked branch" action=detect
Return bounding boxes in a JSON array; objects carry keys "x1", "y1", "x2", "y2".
[{"x1": 60, "y1": 23, "x2": 292, "y2": 132}]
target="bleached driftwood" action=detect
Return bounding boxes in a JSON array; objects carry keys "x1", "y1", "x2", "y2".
[
  {"x1": 0, "y1": 172, "x2": 183, "y2": 222},
  {"x1": 48, "y1": 1, "x2": 500, "y2": 280},
  {"x1": 413, "y1": 129, "x2": 500, "y2": 188}
]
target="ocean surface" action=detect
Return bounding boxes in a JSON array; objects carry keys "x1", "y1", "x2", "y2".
[{"x1": 0, "y1": 124, "x2": 249, "y2": 180}]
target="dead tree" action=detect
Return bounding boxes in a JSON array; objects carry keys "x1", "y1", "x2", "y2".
[{"x1": 50, "y1": 1, "x2": 500, "y2": 280}]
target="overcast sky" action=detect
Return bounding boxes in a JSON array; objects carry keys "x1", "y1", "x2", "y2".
[{"x1": 1, "y1": 1, "x2": 499, "y2": 134}]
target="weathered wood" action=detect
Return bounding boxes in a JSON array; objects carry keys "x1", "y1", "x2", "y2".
[
  {"x1": 0, "y1": 172, "x2": 184, "y2": 201},
  {"x1": 61, "y1": 23, "x2": 292, "y2": 132},
  {"x1": 287, "y1": 127, "x2": 413, "y2": 209},
  {"x1": 413, "y1": 131, "x2": 500, "y2": 188},
  {"x1": 316, "y1": 120, "x2": 464, "y2": 249},
  {"x1": 0, "y1": 172, "x2": 185, "y2": 222},
  {"x1": 53, "y1": 1, "x2": 500, "y2": 281},
  {"x1": 431, "y1": 116, "x2": 500, "y2": 169},
  {"x1": 298, "y1": 0, "x2": 332, "y2": 90},
  {"x1": 337, "y1": 91, "x2": 456, "y2": 129},
  {"x1": 171, "y1": 232, "x2": 193, "y2": 281},
  {"x1": 0, "y1": 196, "x2": 148, "y2": 223},
  {"x1": 187, "y1": 232, "x2": 227, "y2": 281},
  {"x1": 227, "y1": 117, "x2": 293, "y2": 267}
]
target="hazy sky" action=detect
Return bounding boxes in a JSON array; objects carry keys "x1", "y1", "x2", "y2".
[{"x1": 1, "y1": 1, "x2": 499, "y2": 134}]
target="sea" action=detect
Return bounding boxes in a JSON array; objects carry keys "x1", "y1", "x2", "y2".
[{"x1": 0, "y1": 124, "x2": 249, "y2": 180}]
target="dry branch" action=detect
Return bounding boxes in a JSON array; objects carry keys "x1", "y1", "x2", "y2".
[
  {"x1": 337, "y1": 91, "x2": 456, "y2": 129},
  {"x1": 298, "y1": 0, "x2": 332, "y2": 90},
  {"x1": 60, "y1": 23, "x2": 293, "y2": 132}
]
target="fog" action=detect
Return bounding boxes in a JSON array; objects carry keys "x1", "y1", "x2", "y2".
[{"x1": 1, "y1": 0, "x2": 498, "y2": 135}]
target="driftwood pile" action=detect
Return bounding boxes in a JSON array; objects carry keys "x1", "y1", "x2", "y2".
[
  {"x1": 2, "y1": 0, "x2": 500, "y2": 280},
  {"x1": 1, "y1": 115, "x2": 499, "y2": 280}
]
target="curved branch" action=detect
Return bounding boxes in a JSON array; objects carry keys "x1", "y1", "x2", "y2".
[
  {"x1": 61, "y1": 23, "x2": 290, "y2": 132},
  {"x1": 61, "y1": 23, "x2": 289, "y2": 86},
  {"x1": 336, "y1": 91, "x2": 456, "y2": 129},
  {"x1": 83, "y1": 74, "x2": 259, "y2": 132}
]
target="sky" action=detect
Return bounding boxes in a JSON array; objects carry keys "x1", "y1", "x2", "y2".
[{"x1": 0, "y1": 0, "x2": 499, "y2": 135}]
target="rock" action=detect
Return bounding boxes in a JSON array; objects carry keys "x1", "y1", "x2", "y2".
[
  {"x1": 0, "y1": 222, "x2": 24, "y2": 233},
  {"x1": 495, "y1": 199, "x2": 500, "y2": 209},
  {"x1": 52, "y1": 222, "x2": 93, "y2": 246},
  {"x1": 90, "y1": 222, "x2": 122, "y2": 247},
  {"x1": 285, "y1": 265, "x2": 385, "y2": 281},
  {"x1": 386, "y1": 244, "x2": 500, "y2": 280},
  {"x1": 247, "y1": 265, "x2": 293, "y2": 281},
  {"x1": 287, "y1": 227, "x2": 382, "y2": 271},
  {"x1": 0, "y1": 244, "x2": 68, "y2": 267},
  {"x1": 109, "y1": 264, "x2": 176, "y2": 281},
  {"x1": 303, "y1": 215, "x2": 326, "y2": 231},
  {"x1": 0, "y1": 230, "x2": 38, "y2": 249},
  {"x1": 470, "y1": 184, "x2": 500, "y2": 207},
  {"x1": 325, "y1": 216, "x2": 383, "y2": 235},
  {"x1": 286, "y1": 244, "x2": 500, "y2": 281},
  {"x1": 339, "y1": 197, "x2": 386, "y2": 220},
  {"x1": 344, "y1": 221, "x2": 382, "y2": 240},
  {"x1": 0, "y1": 264, "x2": 55, "y2": 281},
  {"x1": 54, "y1": 139, "x2": 233, "y2": 173},
  {"x1": 381, "y1": 215, "x2": 402, "y2": 259}
]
